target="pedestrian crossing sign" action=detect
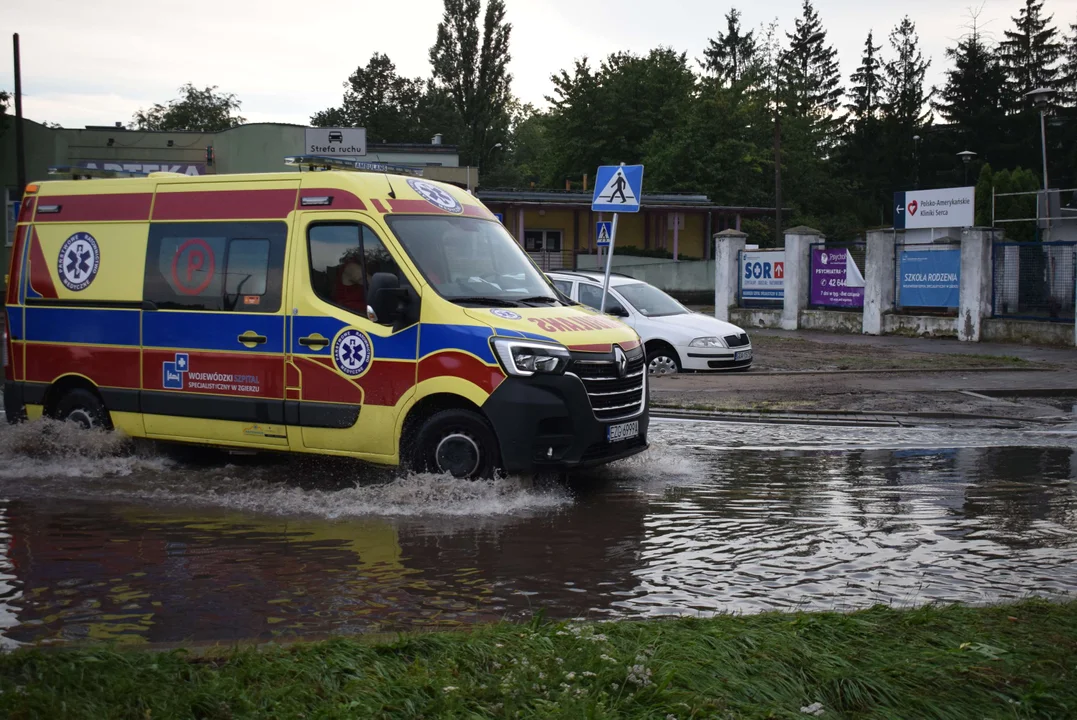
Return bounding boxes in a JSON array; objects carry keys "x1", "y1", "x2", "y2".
[
  {"x1": 596, "y1": 221, "x2": 612, "y2": 247},
  {"x1": 591, "y1": 164, "x2": 644, "y2": 213}
]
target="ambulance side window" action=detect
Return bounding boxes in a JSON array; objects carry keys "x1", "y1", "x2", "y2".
[
  {"x1": 307, "y1": 222, "x2": 402, "y2": 316},
  {"x1": 144, "y1": 221, "x2": 286, "y2": 312}
]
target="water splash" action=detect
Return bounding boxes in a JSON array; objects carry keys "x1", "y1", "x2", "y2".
[{"x1": 0, "y1": 420, "x2": 570, "y2": 518}]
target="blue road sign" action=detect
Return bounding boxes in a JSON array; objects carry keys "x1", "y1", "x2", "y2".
[
  {"x1": 596, "y1": 221, "x2": 612, "y2": 247},
  {"x1": 591, "y1": 165, "x2": 644, "y2": 213},
  {"x1": 493, "y1": 212, "x2": 504, "y2": 224}
]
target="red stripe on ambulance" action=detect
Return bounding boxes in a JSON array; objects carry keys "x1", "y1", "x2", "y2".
[
  {"x1": 24, "y1": 344, "x2": 140, "y2": 388},
  {"x1": 356, "y1": 360, "x2": 416, "y2": 407},
  {"x1": 6, "y1": 225, "x2": 26, "y2": 305},
  {"x1": 153, "y1": 189, "x2": 298, "y2": 221},
  {"x1": 28, "y1": 228, "x2": 58, "y2": 299},
  {"x1": 418, "y1": 351, "x2": 504, "y2": 395},
  {"x1": 31, "y1": 193, "x2": 152, "y2": 223}
]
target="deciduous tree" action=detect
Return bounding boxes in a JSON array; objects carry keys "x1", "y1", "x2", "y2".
[
  {"x1": 429, "y1": 0, "x2": 513, "y2": 166},
  {"x1": 131, "y1": 84, "x2": 245, "y2": 132}
]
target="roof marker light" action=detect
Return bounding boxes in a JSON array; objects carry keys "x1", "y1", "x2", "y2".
[{"x1": 285, "y1": 155, "x2": 424, "y2": 177}]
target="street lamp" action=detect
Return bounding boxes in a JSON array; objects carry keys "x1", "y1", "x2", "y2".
[
  {"x1": 956, "y1": 150, "x2": 977, "y2": 185},
  {"x1": 1025, "y1": 87, "x2": 1054, "y2": 192}
]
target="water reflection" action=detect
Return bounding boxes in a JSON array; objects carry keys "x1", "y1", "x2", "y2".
[{"x1": 0, "y1": 420, "x2": 1076, "y2": 645}]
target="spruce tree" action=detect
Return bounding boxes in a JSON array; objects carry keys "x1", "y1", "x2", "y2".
[
  {"x1": 935, "y1": 15, "x2": 1006, "y2": 145},
  {"x1": 780, "y1": 0, "x2": 843, "y2": 148},
  {"x1": 1000, "y1": 0, "x2": 1063, "y2": 106},
  {"x1": 883, "y1": 17, "x2": 932, "y2": 130},
  {"x1": 702, "y1": 9, "x2": 757, "y2": 86},
  {"x1": 1061, "y1": 16, "x2": 1077, "y2": 104},
  {"x1": 846, "y1": 31, "x2": 882, "y2": 125}
]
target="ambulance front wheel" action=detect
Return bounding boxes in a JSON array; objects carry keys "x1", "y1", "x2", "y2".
[
  {"x1": 54, "y1": 389, "x2": 111, "y2": 430},
  {"x1": 412, "y1": 409, "x2": 501, "y2": 480}
]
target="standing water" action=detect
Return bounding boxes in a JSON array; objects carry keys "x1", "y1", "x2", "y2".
[{"x1": 0, "y1": 418, "x2": 1075, "y2": 646}]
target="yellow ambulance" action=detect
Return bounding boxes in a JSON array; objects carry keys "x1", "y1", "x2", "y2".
[{"x1": 2, "y1": 157, "x2": 649, "y2": 477}]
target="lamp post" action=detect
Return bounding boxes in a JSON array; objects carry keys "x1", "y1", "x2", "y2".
[
  {"x1": 956, "y1": 150, "x2": 977, "y2": 185},
  {"x1": 1024, "y1": 87, "x2": 1054, "y2": 191},
  {"x1": 912, "y1": 135, "x2": 921, "y2": 189}
]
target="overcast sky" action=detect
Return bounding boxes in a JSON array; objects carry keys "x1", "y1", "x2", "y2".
[{"x1": 2, "y1": 0, "x2": 1076, "y2": 130}]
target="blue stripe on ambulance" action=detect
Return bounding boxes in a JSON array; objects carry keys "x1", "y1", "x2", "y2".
[
  {"x1": 419, "y1": 324, "x2": 496, "y2": 363},
  {"x1": 289, "y1": 317, "x2": 419, "y2": 359},
  {"x1": 142, "y1": 312, "x2": 285, "y2": 353},
  {"x1": 24, "y1": 307, "x2": 140, "y2": 346},
  {"x1": 7, "y1": 307, "x2": 24, "y2": 340}
]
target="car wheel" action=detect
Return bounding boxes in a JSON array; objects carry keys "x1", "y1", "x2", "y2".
[
  {"x1": 53, "y1": 388, "x2": 111, "y2": 430},
  {"x1": 411, "y1": 409, "x2": 501, "y2": 479},
  {"x1": 647, "y1": 344, "x2": 681, "y2": 376}
]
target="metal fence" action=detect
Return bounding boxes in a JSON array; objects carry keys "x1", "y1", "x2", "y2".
[
  {"x1": 894, "y1": 241, "x2": 962, "y2": 313},
  {"x1": 808, "y1": 241, "x2": 866, "y2": 310},
  {"x1": 992, "y1": 241, "x2": 1077, "y2": 322}
]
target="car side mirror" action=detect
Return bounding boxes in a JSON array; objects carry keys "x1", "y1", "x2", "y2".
[
  {"x1": 608, "y1": 305, "x2": 629, "y2": 318},
  {"x1": 368, "y1": 272, "x2": 408, "y2": 325}
]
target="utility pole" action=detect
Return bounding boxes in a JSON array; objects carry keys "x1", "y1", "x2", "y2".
[
  {"x1": 773, "y1": 109, "x2": 782, "y2": 247},
  {"x1": 13, "y1": 33, "x2": 27, "y2": 193}
]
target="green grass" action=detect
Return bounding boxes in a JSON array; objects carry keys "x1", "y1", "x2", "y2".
[{"x1": 2, "y1": 600, "x2": 1076, "y2": 719}]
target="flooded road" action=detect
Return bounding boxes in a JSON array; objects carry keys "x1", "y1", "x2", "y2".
[{"x1": 1, "y1": 419, "x2": 1076, "y2": 646}]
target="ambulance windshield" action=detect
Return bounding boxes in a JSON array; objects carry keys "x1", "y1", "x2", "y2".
[{"x1": 387, "y1": 216, "x2": 563, "y2": 307}]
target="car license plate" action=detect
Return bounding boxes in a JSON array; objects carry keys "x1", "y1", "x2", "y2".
[
  {"x1": 607, "y1": 420, "x2": 639, "y2": 443},
  {"x1": 735, "y1": 350, "x2": 753, "y2": 362}
]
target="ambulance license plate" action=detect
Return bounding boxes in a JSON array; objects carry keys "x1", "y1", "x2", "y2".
[
  {"x1": 607, "y1": 420, "x2": 639, "y2": 444},
  {"x1": 735, "y1": 350, "x2": 753, "y2": 362}
]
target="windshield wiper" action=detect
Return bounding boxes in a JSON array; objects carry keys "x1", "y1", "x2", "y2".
[
  {"x1": 517, "y1": 296, "x2": 561, "y2": 305},
  {"x1": 448, "y1": 296, "x2": 522, "y2": 307}
]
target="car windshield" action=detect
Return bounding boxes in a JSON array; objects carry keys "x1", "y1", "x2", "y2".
[
  {"x1": 616, "y1": 282, "x2": 687, "y2": 317},
  {"x1": 386, "y1": 216, "x2": 561, "y2": 306}
]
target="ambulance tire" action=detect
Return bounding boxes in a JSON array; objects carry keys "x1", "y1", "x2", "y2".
[
  {"x1": 412, "y1": 409, "x2": 501, "y2": 480},
  {"x1": 54, "y1": 389, "x2": 111, "y2": 430}
]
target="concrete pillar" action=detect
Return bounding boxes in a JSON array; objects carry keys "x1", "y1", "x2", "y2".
[
  {"x1": 781, "y1": 226, "x2": 822, "y2": 330},
  {"x1": 958, "y1": 228, "x2": 999, "y2": 342},
  {"x1": 862, "y1": 230, "x2": 898, "y2": 335},
  {"x1": 713, "y1": 229, "x2": 748, "y2": 322}
]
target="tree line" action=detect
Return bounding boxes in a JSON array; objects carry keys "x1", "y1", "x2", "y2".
[
  {"x1": 71, "y1": 0, "x2": 1077, "y2": 243},
  {"x1": 311, "y1": 0, "x2": 1077, "y2": 242}
]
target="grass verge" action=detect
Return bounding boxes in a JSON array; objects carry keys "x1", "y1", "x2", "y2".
[{"x1": 2, "y1": 600, "x2": 1076, "y2": 719}]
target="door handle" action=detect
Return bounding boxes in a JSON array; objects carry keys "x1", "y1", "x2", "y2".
[
  {"x1": 238, "y1": 331, "x2": 268, "y2": 348},
  {"x1": 298, "y1": 334, "x2": 329, "y2": 349}
]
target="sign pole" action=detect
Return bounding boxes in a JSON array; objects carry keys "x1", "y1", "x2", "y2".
[{"x1": 599, "y1": 213, "x2": 619, "y2": 314}]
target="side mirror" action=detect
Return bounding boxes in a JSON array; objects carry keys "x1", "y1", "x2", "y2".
[
  {"x1": 608, "y1": 305, "x2": 629, "y2": 318},
  {"x1": 368, "y1": 272, "x2": 408, "y2": 325}
]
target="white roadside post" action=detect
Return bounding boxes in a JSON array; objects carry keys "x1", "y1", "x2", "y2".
[{"x1": 591, "y1": 163, "x2": 644, "y2": 313}]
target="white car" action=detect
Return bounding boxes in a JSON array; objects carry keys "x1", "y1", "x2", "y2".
[{"x1": 547, "y1": 271, "x2": 753, "y2": 375}]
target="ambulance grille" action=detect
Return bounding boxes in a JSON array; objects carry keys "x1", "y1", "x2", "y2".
[{"x1": 570, "y1": 347, "x2": 646, "y2": 421}]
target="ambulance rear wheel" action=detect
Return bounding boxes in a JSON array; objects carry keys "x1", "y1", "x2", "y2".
[
  {"x1": 54, "y1": 389, "x2": 110, "y2": 430},
  {"x1": 412, "y1": 409, "x2": 500, "y2": 479}
]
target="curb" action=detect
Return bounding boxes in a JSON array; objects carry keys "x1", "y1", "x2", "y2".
[
  {"x1": 656, "y1": 366, "x2": 1052, "y2": 378},
  {"x1": 651, "y1": 406, "x2": 1069, "y2": 428}
]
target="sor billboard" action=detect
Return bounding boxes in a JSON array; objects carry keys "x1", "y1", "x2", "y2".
[
  {"x1": 741, "y1": 250, "x2": 785, "y2": 301},
  {"x1": 894, "y1": 186, "x2": 974, "y2": 229},
  {"x1": 305, "y1": 127, "x2": 367, "y2": 157}
]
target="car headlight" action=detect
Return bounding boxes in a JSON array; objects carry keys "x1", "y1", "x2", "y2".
[
  {"x1": 491, "y1": 338, "x2": 570, "y2": 376},
  {"x1": 688, "y1": 336, "x2": 726, "y2": 348}
]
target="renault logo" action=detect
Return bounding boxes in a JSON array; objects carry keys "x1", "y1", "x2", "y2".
[{"x1": 614, "y1": 346, "x2": 628, "y2": 377}]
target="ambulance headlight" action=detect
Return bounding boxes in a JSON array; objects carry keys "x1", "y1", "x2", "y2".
[
  {"x1": 492, "y1": 338, "x2": 570, "y2": 377},
  {"x1": 689, "y1": 336, "x2": 726, "y2": 348}
]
